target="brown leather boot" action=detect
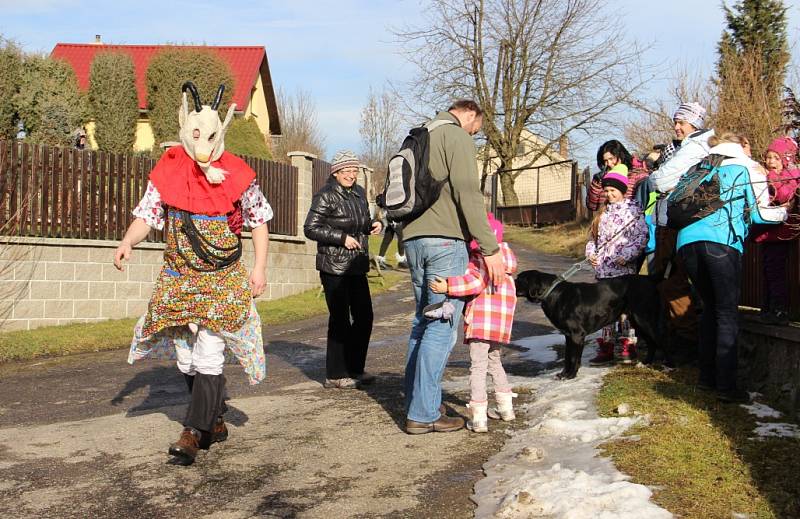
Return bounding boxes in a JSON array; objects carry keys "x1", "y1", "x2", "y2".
[
  {"x1": 211, "y1": 416, "x2": 228, "y2": 443},
  {"x1": 168, "y1": 428, "x2": 200, "y2": 465},
  {"x1": 405, "y1": 414, "x2": 465, "y2": 434}
]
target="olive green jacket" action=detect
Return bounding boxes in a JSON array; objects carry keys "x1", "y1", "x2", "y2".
[{"x1": 403, "y1": 111, "x2": 499, "y2": 255}]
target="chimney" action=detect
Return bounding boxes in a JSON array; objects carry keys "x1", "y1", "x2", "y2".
[
  {"x1": 558, "y1": 134, "x2": 569, "y2": 158},
  {"x1": 94, "y1": 35, "x2": 102, "y2": 45}
]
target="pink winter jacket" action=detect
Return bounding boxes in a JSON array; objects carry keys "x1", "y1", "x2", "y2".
[
  {"x1": 446, "y1": 242, "x2": 517, "y2": 344},
  {"x1": 754, "y1": 167, "x2": 800, "y2": 242}
]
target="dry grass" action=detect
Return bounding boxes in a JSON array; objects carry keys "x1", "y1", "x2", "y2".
[
  {"x1": 597, "y1": 366, "x2": 800, "y2": 518},
  {"x1": 503, "y1": 221, "x2": 589, "y2": 259}
]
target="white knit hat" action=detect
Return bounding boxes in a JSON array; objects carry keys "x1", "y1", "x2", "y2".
[
  {"x1": 330, "y1": 150, "x2": 360, "y2": 173},
  {"x1": 673, "y1": 102, "x2": 706, "y2": 129}
]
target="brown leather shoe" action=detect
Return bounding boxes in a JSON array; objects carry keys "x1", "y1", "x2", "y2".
[
  {"x1": 211, "y1": 417, "x2": 228, "y2": 443},
  {"x1": 169, "y1": 428, "x2": 200, "y2": 465},
  {"x1": 406, "y1": 414, "x2": 465, "y2": 434}
]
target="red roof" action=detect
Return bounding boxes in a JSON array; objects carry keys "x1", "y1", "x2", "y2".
[{"x1": 51, "y1": 44, "x2": 267, "y2": 111}]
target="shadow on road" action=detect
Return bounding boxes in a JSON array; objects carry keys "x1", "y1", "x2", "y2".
[{"x1": 110, "y1": 366, "x2": 248, "y2": 426}]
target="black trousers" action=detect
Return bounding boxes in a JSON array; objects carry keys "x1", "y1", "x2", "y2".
[
  {"x1": 183, "y1": 373, "x2": 227, "y2": 433},
  {"x1": 679, "y1": 241, "x2": 742, "y2": 392},
  {"x1": 320, "y1": 272, "x2": 374, "y2": 379}
]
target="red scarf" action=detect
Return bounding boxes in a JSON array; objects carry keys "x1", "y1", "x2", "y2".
[{"x1": 149, "y1": 146, "x2": 256, "y2": 215}]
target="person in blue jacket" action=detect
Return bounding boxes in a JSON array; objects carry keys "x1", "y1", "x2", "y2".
[{"x1": 676, "y1": 133, "x2": 787, "y2": 403}]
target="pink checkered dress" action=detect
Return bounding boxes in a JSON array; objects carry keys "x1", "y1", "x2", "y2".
[{"x1": 446, "y1": 242, "x2": 517, "y2": 344}]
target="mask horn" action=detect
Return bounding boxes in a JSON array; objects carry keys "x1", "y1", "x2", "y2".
[
  {"x1": 181, "y1": 81, "x2": 202, "y2": 113},
  {"x1": 211, "y1": 85, "x2": 225, "y2": 111}
]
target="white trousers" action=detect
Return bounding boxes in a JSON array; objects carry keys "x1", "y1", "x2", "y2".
[{"x1": 176, "y1": 323, "x2": 226, "y2": 376}]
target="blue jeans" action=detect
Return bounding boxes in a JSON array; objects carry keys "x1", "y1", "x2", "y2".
[
  {"x1": 679, "y1": 241, "x2": 742, "y2": 392},
  {"x1": 404, "y1": 237, "x2": 468, "y2": 423}
]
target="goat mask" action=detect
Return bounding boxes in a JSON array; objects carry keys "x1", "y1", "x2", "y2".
[{"x1": 179, "y1": 81, "x2": 236, "y2": 184}]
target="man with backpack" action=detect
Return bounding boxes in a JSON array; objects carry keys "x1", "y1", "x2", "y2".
[{"x1": 401, "y1": 100, "x2": 506, "y2": 434}]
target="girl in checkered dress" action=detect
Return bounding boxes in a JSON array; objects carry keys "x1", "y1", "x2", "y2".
[{"x1": 429, "y1": 213, "x2": 517, "y2": 433}]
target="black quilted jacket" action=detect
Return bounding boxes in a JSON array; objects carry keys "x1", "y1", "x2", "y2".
[{"x1": 304, "y1": 178, "x2": 375, "y2": 276}]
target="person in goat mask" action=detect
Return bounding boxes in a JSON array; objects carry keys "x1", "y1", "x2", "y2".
[{"x1": 113, "y1": 82, "x2": 272, "y2": 466}]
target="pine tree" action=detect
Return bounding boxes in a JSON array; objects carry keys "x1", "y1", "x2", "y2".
[
  {"x1": 225, "y1": 116, "x2": 272, "y2": 160},
  {"x1": 0, "y1": 37, "x2": 23, "y2": 140},
  {"x1": 715, "y1": 0, "x2": 790, "y2": 154},
  {"x1": 89, "y1": 52, "x2": 138, "y2": 153},
  {"x1": 15, "y1": 55, "x2": 88, "y2": 146},
  {"x1": 718, "y1": 0, "x2": 789, "y2": 97},
  {"x1": 146, "y1": 48, "x2": 234, "y2": 155}
]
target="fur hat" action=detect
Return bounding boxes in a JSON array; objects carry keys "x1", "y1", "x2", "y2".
[
  {"x1": 601, "y1": 164, "x2": 629, "y2": 194},
  {"x1": 673, "y1": 102, "x2": 706, "y2": 129},
  {"x1": 331, "y1": 150, "x2": 360, "y2": 174},
  {"x1": 766, "y1": 136, "x2": 798, "y2": 168}
]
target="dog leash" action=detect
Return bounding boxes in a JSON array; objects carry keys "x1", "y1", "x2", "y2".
[
  {"x1": 538, "y1": 193, "x2": 660, "y2": 300},
  {"x1": 540, "y1": 259, "x2": 589, "y2": 299}
]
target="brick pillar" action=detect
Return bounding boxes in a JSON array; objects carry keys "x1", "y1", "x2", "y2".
[{"x1": 287, "y1": 151, "x2": 317, "y2": 238}]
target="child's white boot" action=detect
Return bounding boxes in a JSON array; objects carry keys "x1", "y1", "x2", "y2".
[
  {"x1": 488, "y1": 391, "x2": 518, "y2": 421},
  {"x1": 466, "y1": 401, "x2": 488, "y2": 433}
]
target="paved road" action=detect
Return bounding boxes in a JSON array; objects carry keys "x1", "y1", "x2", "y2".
[{"x1": 0, "y1": 244, "x2": 591, "y2": 518}]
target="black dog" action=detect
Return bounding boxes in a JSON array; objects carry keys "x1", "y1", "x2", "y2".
[{"x1": 516, "y1": 269, "x2": 671, "y2": 379}]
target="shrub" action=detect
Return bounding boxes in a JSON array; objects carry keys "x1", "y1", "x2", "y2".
[
  {"x1": 15, "y1": 54, "x2": 87, "y2": 146},
  {"x1": 146, "y1": 48, "x2": 234, "y2": 152},
  {"x1": 0, "y1": 37, "x2": 23, "y2": 140},
  {"x1": 89, "y1": 52, "x2": 138, "y2": 153},
  {"x1": 226, "y1": 116, "x2": 271, "y2": 159}
]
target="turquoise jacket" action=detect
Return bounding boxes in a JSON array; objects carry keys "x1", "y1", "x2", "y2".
[{"x1": 676, "y1": 143, "x2": 787, "y2": 253}]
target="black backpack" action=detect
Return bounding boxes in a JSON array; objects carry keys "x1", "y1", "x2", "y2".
[
  {"x1": 376, "y1": 119, "x2": 454, "y2": 223},
  {"x1": 666, "y1": 153, "x2": 731, "y2": 230}
]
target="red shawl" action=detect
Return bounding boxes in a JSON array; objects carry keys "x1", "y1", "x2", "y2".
[{"x1": 149, "y1": 146, "x2": 256, "y2": 216}]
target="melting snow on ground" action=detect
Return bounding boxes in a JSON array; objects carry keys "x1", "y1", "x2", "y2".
[
  {"x1": 444, "y1": 334, "x2": 672, "y2": 518},
  {"x1": 740, "y1": 400, "x2": 800, "y2": 440},
  {"x1": 751, "y1": 422, "x2": 800, "y2": 440},
  {"x1": 741, "y1": 402, "x2": 782, "y2": 419}
]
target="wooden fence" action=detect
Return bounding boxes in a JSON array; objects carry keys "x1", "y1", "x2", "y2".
[
  {"x1": 0, "y1": 140, "x2": 298, "y2": 241},
  {"x1": 741, "y1": 238, "x2": 800, "y2": 318},
  {"x1": 243, "y1": 156, "x2": 298, "y2": 236},
  {"x1": 312, "y1": 157, "x2": 331, "y2": 196}
]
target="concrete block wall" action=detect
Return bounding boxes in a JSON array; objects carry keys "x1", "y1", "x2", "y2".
[
  {"x1": 0, "y1": 234, "x2": 317, "y2": 332},
  {"x1": 0, "y1": 151, "x2": 320, "y2": 332}
]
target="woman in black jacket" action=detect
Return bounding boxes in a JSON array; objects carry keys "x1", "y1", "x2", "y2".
[{"x1": 304, "y1": 150, "x2": 382, "y2": 389}]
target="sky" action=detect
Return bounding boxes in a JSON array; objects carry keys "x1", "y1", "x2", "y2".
[{"x1": 1, "y1": 0, "x2": 799, "y2": 168}]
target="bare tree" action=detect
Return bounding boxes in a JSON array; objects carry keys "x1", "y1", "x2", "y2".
[
  {"x1": 359, "y1": 86, "x2": 403, "y2": 192},
  {"x1": 625, "y1": 63, "x2": 718, "y2": 156},
  {"x1": 273, "y1": 88, "x2": 326, "y2": 162},
  {"x1": 394, "y1": 0, "x2": 647, "y2": 206}
]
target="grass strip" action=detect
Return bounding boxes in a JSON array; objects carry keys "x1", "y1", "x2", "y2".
[
  {"x1": 504, "y1": 221, "x2": 589, "y2": 259},
  {"x1": 597, "y1": 366, "x2": 800, "y2": 518}
]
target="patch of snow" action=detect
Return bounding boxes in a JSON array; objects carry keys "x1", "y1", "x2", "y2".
[
  {"x1": 741, "y1": 402, "x2": 782, "y2": 419},
  {"x1": 512, "y1": 333, "x2": 563, "y2": 364},
  {"x1": 449, "y1": 333, "x2": 673, "y2": 518},
  {"x1": 752, "y1": 422, "x2": 800, "y2": 440}
]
